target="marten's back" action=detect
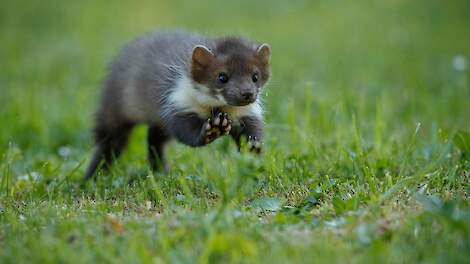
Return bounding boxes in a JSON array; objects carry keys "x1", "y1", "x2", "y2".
[{"x1": 96, "y1": 31, "x2": 211, "y2": 127}]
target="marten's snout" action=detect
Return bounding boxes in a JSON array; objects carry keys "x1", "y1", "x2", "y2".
[
  {"x1": 241, "y1": 91, "x2": 255, "y2": 102},
  {"x1": 225, "y1": 88, "x2": 257, "y2": 106},
  {"x1": 238, "y1": 85, "x2": 257, "y2": 104},
  {"x1": 232, "y1": 81, "x2": 258, "y2": 105}
]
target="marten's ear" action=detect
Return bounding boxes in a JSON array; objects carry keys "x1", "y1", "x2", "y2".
[
  {"x1": 256, "y1": 43, "x2": 271, "y2": 65},
  {"x1": 192, "y1": 45, "x2": 214, "y2": 68}
]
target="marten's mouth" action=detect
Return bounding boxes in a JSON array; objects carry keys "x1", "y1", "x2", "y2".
[
  {"x1": 225, "y1": 95, "x2": 257, "y2": 107},
  {"x1": 227, "y1": 99, "x2": 256, "y2": 107}
]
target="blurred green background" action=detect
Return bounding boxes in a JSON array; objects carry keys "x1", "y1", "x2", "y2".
[
  {"x1": 0, "y1": 0, "x2": 469, "y2": 263},
  {"x1": 1, "y1": 0, "x2": 468, "y2": 150}
]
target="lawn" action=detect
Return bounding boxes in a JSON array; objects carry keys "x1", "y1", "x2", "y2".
[{"x1": 1, "y1": 0, "x2": 469, "y2": 263}]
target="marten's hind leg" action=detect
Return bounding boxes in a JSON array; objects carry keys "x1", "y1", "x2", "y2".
[
  {"x1": 147, "y1": 124, "x2": 169, "y2": 172},
  {"x1": 84, "y1": 123, "x2": 134, "y2": 180}
]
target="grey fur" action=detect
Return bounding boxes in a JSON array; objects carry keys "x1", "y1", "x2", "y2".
[
  {"x1": 98, "y1": 31, "x2": 208, "y2": 126},
  {"x1": 84, "y1": 30, "x2": 269, "y2": 180}
]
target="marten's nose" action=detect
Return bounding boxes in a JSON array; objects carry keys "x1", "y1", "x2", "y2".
[{"x1": 242, "y1": 92, "x2": 255, "y2": 102}]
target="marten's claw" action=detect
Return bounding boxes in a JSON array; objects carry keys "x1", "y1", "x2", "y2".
[
  {"x1": 248, "y1": 136, "x2": 262, "y2": 154},
  {"x1": 219, "y1": 112, "x2": 232, "y2": 135},
  {"x1": 204, "y1": 112, "x2": 232, "y2": 144}
]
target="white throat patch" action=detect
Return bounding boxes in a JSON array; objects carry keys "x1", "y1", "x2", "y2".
[
  {"x1": 167, "y1": 74, "x2": 263, "y2": 121},
  {"x1": 168, "y1": 74, "x2": 226, "y2": 117}
]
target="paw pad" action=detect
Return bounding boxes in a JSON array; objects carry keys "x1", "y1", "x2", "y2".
[{"x1": 204, "y1": 112, "x2": 232, "y2": 144}]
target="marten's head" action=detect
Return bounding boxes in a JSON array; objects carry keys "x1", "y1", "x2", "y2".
[{"x1": 191, "y1": 37, "x2": 271, "y2": 107}]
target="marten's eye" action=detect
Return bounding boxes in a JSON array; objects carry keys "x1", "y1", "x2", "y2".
[
  {"x1": 218, "y1": 72, "x2": 229, "y2": 83},
  {"x1": 252, "y1": 73, "x2": 259, "y2": 83}
]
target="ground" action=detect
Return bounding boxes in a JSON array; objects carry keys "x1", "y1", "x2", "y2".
[{"x1": 1, "y1": 0, "x2": 469, "y2": 263}]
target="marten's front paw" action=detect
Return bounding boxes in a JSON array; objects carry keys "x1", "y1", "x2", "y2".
[
  {"x1": 248, "y1": 136, "x2": 262, "y2": 154},
  {"x1": 204, "y1": 112, "x2": 232, "y2": 144}
]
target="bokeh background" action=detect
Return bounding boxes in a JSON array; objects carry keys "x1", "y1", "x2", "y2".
[
  {"x1": 1, "y1": 0, "x2": 469, "y2": 263},
  {"x1": 1, "y1": 0, "x2": 468, "y2": 152}
]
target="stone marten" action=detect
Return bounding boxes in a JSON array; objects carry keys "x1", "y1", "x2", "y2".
[{"x1": 84, "y1": 30, "x2": 271, "y2": 180}]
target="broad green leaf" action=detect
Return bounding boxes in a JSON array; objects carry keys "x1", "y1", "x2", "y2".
[{"x1": 251, "y1": 197, "x2": 281, "y2": 212}]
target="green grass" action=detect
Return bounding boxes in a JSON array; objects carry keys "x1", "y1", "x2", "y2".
[{"x1": 1, "y1": 0, "x2": 470, "y2": 263}]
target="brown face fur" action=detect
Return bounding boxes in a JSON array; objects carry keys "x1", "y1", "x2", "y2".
[{"x1": 191, "y1": 37, "x2": 271, "y2": 106}]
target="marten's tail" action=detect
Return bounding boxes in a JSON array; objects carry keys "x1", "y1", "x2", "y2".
[{"x1": 83, "y1": 122, "x2": 134, "y2": 181}]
